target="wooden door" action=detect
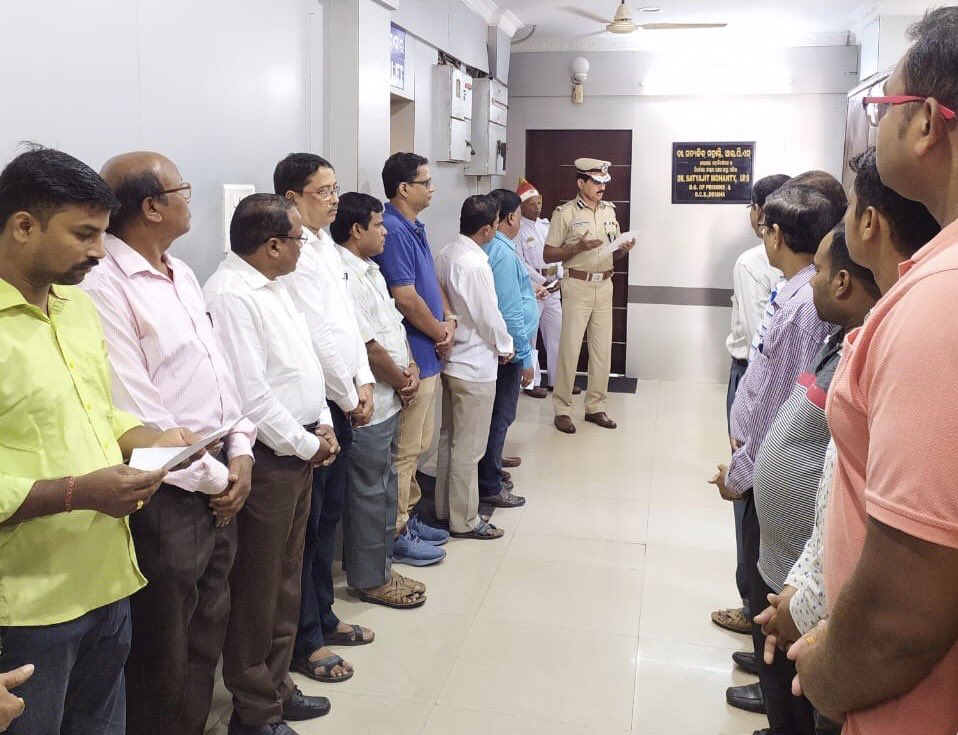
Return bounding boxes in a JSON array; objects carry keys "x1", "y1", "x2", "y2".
[{"x1": 525, "y1": 129, "x2": 632, "y2": 375}]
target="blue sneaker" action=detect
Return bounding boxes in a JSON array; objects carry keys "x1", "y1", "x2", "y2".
[
  {"x1": 408, "y1": 515, "x2": 450, "y2": 546},
  {"x1": 392, "y1": 528, "x2": 446, "y2": 566}
]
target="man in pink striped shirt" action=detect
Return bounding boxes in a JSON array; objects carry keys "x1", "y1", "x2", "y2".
[{"x1": 82, "y1": 152, "x2": 257, "y2": 735}]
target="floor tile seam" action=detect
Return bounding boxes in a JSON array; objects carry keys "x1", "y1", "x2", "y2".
[
  {"x1": 471, "y1": 613, "x2": 642, "y2": 641},
  {"x1": 424, "y1": 699, "x2": 635, "y2": 734},
  {"x1": 491, "y1": 552, "x2": 647, "y2": 575},
  {"x1": 509, "y1": 529, "x2": 648, "y2": 545}
]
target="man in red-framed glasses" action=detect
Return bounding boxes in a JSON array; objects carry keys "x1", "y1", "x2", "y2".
[{"x1": 788, "y1": 7, "x2": 958, "y2": 735}]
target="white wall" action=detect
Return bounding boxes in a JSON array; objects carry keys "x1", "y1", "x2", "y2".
[
  {"x1": 0, "y1": 0, "x2": 313, "y2": 282},
  {"x1": 508, "y1": 46, "x2": 858, "y2": 383}
]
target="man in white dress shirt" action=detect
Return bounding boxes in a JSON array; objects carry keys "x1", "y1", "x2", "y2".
[
  {"x1": 274, "y1": 154, "x2": 378, "y2": 684},
  {"x1": 713, "y1": 174, "x2": 789, "y2": 642},
  {"x1": 515, "y1": 177, "x2": 564, "y2": 398},
  {"x1": 434, "y1": 195, "x2": 514, "y2": 540},
  {"x1": 204, "y1": 194, "x2": 337, "y2": 735}
]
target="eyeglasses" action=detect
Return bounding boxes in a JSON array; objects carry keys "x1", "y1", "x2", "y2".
[
  {"x1": 269, "y1": 234, "x2": 308, "y2": 245},
  {"x1": 406, "y1": 178, "x2": 432, "y2": 189},
  {"x1": 746, "y1": 202, "x2": 757, "y2": 211},
  {"x1": 302, "y1": 184, "x2": 340, "y2": 200},
  {"x1": 862, "y1": 95, "x2": 957, "y2": 128},
  {"x1": 160, "y1": 183, "x2": 192, "y2": 201}
]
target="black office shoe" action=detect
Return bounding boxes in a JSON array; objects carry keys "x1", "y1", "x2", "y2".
[
  {"x1": 282, "y1": 687, "x2": 331, "y2": 721},
  {"x1": 726, "y1": 682, "x2": 766, "y2": 714},
  {"x1": 482, "y1": 490, "x2": 526, "y2": 508},
  {"x1": 228, "y1": 712, "x2": 300, "y2": 734},
  {"x1": 732, "y1": 650, "x2": 759, "y2": 676}
]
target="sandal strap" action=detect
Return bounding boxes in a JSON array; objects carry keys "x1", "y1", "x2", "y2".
[{"x1": 311, "y1": 653, "x2": 345, "y2": 674}]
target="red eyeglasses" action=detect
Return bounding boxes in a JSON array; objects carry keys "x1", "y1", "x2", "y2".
[{"x1": 862, "y1": 95, "x2": 957, "y2": 128}]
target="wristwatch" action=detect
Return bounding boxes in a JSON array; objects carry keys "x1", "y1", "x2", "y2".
[{"x1": 444, "y1": 314, "x2": 459, "y2": 327}]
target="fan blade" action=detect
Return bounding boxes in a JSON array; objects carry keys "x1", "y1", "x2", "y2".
[
  {"x1": 639, "y1": 22, "x2": 728, "y2": 30},
  {"x1": 559, "y1": 6, "x2": 610, "y2": 25}
]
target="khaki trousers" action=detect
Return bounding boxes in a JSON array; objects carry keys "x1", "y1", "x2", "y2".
[
  {"x1": 553, "y1": 276, "x2": 613, "y2": 417},
  {"x1": 436, "y1": 373, "x2": 496, "y2": 533},
  {"x1": 394, "y1": 373, "x2": 438, "y2": 532}
]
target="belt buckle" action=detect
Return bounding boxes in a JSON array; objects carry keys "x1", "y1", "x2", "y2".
[
  {"x1": 546, "y1": 266, "x2": 557, "y2": 277},
  {"x1": 589, "y1": 272, "x2": 603, "y2": 283}
]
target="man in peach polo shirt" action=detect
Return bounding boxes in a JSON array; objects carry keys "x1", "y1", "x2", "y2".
[{"x1": 789, "y1": 9, "x2": 958, "y2": 734}]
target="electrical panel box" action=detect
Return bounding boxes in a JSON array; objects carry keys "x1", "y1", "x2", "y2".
[
  {"x1": 465, "y1": 78, "x2": 508, "y2": 175},
  {"x1": 434, "y1": 65, "x2": 474, "y2": 162}
]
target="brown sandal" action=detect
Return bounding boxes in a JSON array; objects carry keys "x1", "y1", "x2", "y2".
[
  {"x1": 322, "y1": 623, "x2": 376, "y2": 646},
  {"x1": 390, "y1": 570, "x2": 426, "y2": 594},
  {"x1": 349, "y1": 578, "x2": 425, "y2": 610},
  {"x1": 711, "y1": 607, "x2": 752, "y2": 634}
]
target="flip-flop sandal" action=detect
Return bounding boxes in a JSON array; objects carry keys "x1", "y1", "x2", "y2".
[
  {"x1": 293, "y1": 653, "x2": 354, "y2": 683},
  {"x1": 323, "y1": 624, "x2": 375, "y2": 647},
  {"x1": 349, "y1": 579, "x2": 426, "y2": 610}
]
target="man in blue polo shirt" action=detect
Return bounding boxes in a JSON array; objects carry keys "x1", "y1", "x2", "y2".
[
  {"x1": 477, "y1": 189, "x2": 540, "y2": 509},
  {"x1": 374, "y1": 152, "x2": 453, "y2": 565}
]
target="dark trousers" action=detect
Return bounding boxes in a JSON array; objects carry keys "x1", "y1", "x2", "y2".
[
  {"x1": 295, "y1": 403, "x2": 352, "y2": 661},
  {"x1": 125, "y1": 483, "x2": 237, "y2": 735},
  {"x1": 743, "y1": 493, "x2": 815, "y2": 735},
  {"x1": 223, "y1": 442, "x2": 312, "y2": 726},
  {"x1": 728, "y1": 357, "x2": 751, "y2": 612},
  {"x1": 344, "y1": 412, "x2": 401, "y2": 589},
  {"x1": 0, "y1": 599, "x2": 131, "y2": 735},
  {"x1": 477, "y1": 361, "x2": 521, "y2": 497}
]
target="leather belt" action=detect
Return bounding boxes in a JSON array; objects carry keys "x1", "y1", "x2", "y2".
[
  {"x1": 537, "y1": 266, "x2": 559, "y2": 277},
  {"x1": 567, "y1": 268, "x2": 613, "y2": 283}
]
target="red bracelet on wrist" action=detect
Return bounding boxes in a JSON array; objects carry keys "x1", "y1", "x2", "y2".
[{"x1": 64, "y1": 476, "x2": 76, "y2": 512}]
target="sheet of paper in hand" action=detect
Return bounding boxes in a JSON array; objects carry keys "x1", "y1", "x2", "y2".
[{"x1": 129, "y1": 427, "x2": 230, "y2": 471}]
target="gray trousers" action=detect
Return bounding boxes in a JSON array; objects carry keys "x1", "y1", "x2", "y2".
[{"x1": 344, "y1": 412, "x2": 401, "y2": 589}]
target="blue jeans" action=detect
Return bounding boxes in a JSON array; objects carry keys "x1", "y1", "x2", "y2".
[
  {"x1": 0, "y1": 599, "x2": 131, "y2": 735},
  {"x1": 295, "y1": 402, "x2": 352, "y2": 661},
  {"x1": 727, "y1": 357, "x2": 750, "y2": 612},
  {"x1": 478, "y1": 361, "x2": 522, "y2": 497}
]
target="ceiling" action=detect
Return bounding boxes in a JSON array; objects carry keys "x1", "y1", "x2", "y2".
[{"x1": 497, "y1": 0, "x2": 871, "y2": 49}]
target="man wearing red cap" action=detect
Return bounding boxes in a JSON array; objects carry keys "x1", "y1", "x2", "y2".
[{"x1": 514, "y1": 178, "x2": 568, "y2": 399}]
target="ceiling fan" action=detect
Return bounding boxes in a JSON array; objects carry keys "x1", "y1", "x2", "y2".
[{"x1": 563, "y1": 1, "x2": 728, "y2": 35}]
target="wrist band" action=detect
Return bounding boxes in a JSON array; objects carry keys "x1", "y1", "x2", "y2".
[{"x1": 65, "y1": 476, "x2": 76, "y2": 512}]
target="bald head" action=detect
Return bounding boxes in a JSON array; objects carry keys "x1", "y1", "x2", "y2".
[{"x1": 101, "y1": 151, "x2": 190, "y2": 239}]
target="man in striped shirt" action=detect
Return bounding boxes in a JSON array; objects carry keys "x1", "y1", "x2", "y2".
[
  {"x1": 749, "y1": 226, "x2": 880, "y2": 735},
  {"x1": 709, "y1": 180, "x2": 844, "y2": 720}
]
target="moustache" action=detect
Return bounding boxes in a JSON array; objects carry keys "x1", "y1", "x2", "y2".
[{"x1": 74, "y1": 259, "x2": 100, "y2": 271}]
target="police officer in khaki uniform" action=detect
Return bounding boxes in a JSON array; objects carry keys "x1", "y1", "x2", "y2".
[{"x1": 544, "y1": 158, "x2": 635, "y2": 434}]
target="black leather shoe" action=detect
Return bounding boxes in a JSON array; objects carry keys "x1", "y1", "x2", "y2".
[
  {"x1": 732, "y1": 650, "x2": 759, "y2": 676},
  {"x1": 726, "y1": 682, "x2": 766, "y2": 714},
  {"x1": 282, "y1": 687, "x2": 331, "y2": 720},
  {"x1": 228, "y1": 712, "x2": 300, "y2": 734}
]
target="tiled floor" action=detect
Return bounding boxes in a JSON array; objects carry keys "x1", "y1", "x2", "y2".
[{"x1": 206, "y1": 380, "x2": 767, "y2": 734}]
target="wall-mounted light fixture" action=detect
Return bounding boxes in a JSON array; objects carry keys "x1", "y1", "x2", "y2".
[{"x1": 571, "y1": 56, "x2": 590, "y2": 104}]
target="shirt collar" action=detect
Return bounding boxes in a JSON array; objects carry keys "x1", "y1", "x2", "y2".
[
  {"x1": 903, "y1": 217, "x2": 958, "y2": 274},
  {"x1": 223, "y1": 251, "x2": 272, "y2": 290},
  {"x1": 338, "y1": 245, "x2": 376, "y2": 276},
  {"x1": 0, "y1": 279, "x2": 71, "y2": 315},
  {"x1": 776, "y1": 263, "x2": 816, "y2": 303},
  {"x1": 104, "y1": 234, "x2": 172, "y2": 278},
  {"x1": 384, "y1": 202, "x2": 426, "y2": 237},
  {"x1": 456, "y1": 233, "x2": 487, "y2": 255}
]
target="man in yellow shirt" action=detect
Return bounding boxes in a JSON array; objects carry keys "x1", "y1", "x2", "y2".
[{"x1": 0, "y1": 147, "x2": 201, "y2": 735}]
